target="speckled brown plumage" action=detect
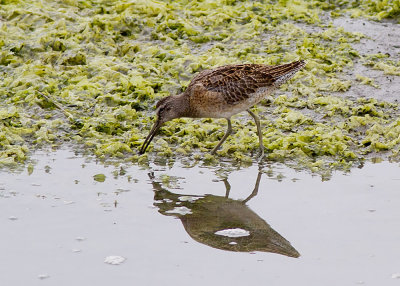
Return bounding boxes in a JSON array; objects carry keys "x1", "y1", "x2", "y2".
[
  {"x1": 140, "y1": 60, "x2": 306, "y2": 157},
  {"x1": 187, "y1": 60, "x2": 306, "y2": 105}
]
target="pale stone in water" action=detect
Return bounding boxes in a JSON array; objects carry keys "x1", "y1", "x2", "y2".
[
  {"x1": 215, "y1": 228, "x2": 250, "y2": 238},
  {"x1": 104, "y1": 256, "x2": 126, "y2": 265}
]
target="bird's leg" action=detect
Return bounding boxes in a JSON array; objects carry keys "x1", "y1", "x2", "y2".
[
  {"x1": 242, "y1": 168, "x2": 262, "y2": 204},
  {"x1": 247, "y1": 109, "x2": 264, "y2": 160},
  {"x1": 211, "y1": 118, "x2": 232, "y2": 155},
  {"x1": 222, "y1": 178, "x2": 231, "y2": 198}
]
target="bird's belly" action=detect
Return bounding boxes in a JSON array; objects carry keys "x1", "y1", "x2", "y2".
[
  {"x1": 212, "y1": 103, "x2": 251, "y2": 118},
  {"x1": 217, "y1": 89, "x2": 273, "y2": 118}
]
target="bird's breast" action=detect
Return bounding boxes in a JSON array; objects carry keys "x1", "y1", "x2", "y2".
[{"x1": 189, "y1": 91, "x2": 227, "y2": 118}]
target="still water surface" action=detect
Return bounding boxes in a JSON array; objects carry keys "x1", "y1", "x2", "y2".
[{"x1": 1, "y1": 149, "x2": 399, "y2": 285}]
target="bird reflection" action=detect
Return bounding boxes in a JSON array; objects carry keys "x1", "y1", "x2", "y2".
[{"x1": 149, "y1": 170, "x2": 300, "y2": 258}]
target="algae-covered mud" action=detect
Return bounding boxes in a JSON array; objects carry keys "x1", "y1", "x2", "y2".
[{"x1": 1, "y1": 0, "x2": 400, "y2": 173}]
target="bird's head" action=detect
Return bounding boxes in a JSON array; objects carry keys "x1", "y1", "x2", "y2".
[
  {"x1": 139, "y1": 95, "x2": 184, "y2": 154},
  {"x1": 155, "y1": 95, "x2": 182, "y2": 124}
]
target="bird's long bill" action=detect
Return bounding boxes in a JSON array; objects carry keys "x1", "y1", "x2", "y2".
[{"x1": 140, "y1": 120, "x2": 162, "y2": 154}]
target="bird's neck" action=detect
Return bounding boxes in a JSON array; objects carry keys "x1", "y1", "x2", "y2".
[{"x1": 172, "y1": 93, "x2": 191, "y2": 118}]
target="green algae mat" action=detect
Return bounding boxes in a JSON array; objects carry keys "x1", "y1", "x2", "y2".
[{"x1": 1, "y1": 0, "x2": 400, "y2": 174}]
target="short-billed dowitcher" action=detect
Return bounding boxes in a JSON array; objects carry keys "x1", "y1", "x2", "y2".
[{"x1": 140, "y1": 60, "x2": 306, "y2": 158}]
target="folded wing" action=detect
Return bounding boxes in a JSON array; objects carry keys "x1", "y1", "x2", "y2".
[{"x1": 187, "y1": 60, "x2": 305, "y2": 105}]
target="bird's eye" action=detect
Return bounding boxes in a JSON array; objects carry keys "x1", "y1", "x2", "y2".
[{"x1": 160, "y1": 106, "x2": 171, "y2": 114}]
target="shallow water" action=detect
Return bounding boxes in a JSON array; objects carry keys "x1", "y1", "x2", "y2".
[{"x1": 1, "y1": 149, "x2": 400, "y2": 286}]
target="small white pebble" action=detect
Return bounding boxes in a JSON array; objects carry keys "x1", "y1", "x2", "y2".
[
  {"x1": 215, "y1": 228, "x2": 250, "y2": 238},
  {"x1": 229, "y1": 242, "x2": 237, "y2": 245},
  {"x1": 72, "y1": 249, "x2": 81, "y2": 253},
  {"x1": 392, "y1": 273, "x2": 400, "y2": 279},
  {"x1": 63, "y1": 200, "x2": 75, "y2": 205},
  {"x1": 104, "y1": 256, "x2": 126, "y2": 265},
  {"x1": 38, "y1": 274, "x2": 50, "y2": 280}
]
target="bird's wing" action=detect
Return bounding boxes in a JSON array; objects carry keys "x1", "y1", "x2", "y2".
[{"x1": 187, "y1": 61, "x2": 305, "y2": 104}]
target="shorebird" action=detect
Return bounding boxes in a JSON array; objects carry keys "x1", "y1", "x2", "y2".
[{"x1": 140, "y1": 60, "x2": 306, "y2": 158}]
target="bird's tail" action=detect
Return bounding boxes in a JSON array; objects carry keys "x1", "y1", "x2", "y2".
[{"x1": 271, "y1": 60, "x2": 306, "y2": 86}]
